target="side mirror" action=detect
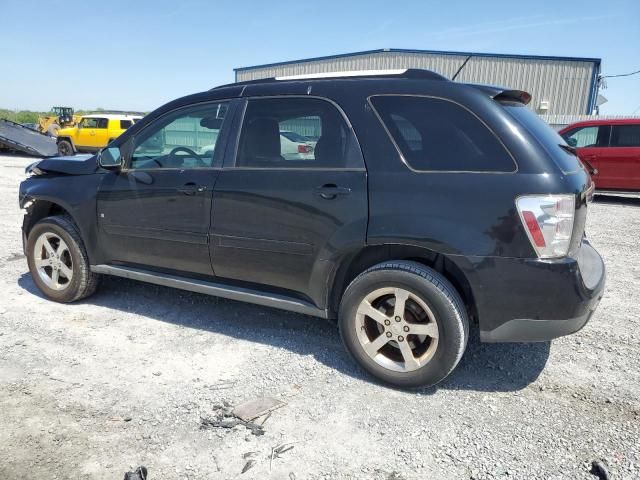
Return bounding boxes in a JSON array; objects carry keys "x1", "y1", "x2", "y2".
[
  {"x1": 98, "y1": 146, "x2": 123, "y2": 169},
  {"x1": 566, "y1": 137, "x2": 578, "y2": 148}
]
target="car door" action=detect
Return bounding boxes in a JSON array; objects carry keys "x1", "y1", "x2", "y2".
[
  {"x1": 96, "y1": 100, "x2": 233, "y2": 276},
  {"x1": 563, "y1": 124, "x2": 610, "y2": 187},
  {"x1": 75, "y1": 117, "x2": 100, "y2": 149},
  {"x1": 91, "y1": 118, "x2": 109, "y2": 147},
  {"x1": 606, "y1": 123, "x2": 640, "y2": 190},
  {"x1": 210, "y1": 96, "x2": 368, "y2": 307}
]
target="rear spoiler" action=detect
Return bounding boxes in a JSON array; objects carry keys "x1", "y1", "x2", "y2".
[{"x1": 468, "y1": 84, "x2": 532, "y2": 105}]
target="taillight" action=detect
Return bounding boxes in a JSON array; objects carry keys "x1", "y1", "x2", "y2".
[
  {"x1": 516, "y1": 194, "x2": 575, "y2": 259},
  {"x1": 297, "y1": 144, "x2": 312, "y2": 153}
]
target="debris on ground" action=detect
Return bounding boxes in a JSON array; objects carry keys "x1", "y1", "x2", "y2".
[
  {"x1": 270, "y1": 442, "x2": 295, "y2": 471},
  {"x1": 123, "y1": 466, "x2": 148, "y2": 480},
  {"x1": 232, "y1": 397, "x2": 286, "y2": 422},
  {"x1": 589, "y1": 460, "x2": 611, "y2": 480},
  {"x1": 241, "y1": 459, "x2": 256, "y2": 474},
  {"x1": 200, "y1": 415, "x2": 265, "y2": 436},
  {"x1": 200, "y1": 398, "x2": 286, "y2": 436}
]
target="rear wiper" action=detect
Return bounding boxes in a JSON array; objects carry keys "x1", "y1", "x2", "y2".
[{"x1": 559, "y1": 144, "x2": 598, "y2": 175}]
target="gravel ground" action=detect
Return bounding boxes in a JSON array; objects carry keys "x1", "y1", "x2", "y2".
[{"x1": 0, "y1": 153, "x2": 639, "y2": 480}]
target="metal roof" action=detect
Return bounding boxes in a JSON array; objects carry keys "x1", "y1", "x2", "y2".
[{"x1": 234, "y1": 48, "x2": 602, "y2": 72}]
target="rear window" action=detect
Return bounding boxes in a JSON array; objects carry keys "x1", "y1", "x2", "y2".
[
  {"x1": 504, "y1": 104, "x2": 581, "y2": 173},
  {"x1": 370, "y1": 96, "x2": 515, "y2": 172},
  {"x1": 120, "y1": 120, "x2": 133, "y2": 129}
]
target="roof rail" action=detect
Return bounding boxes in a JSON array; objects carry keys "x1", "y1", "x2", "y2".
[{"x1": 211, "y1": 68, "x2": 447, "y2": 90}]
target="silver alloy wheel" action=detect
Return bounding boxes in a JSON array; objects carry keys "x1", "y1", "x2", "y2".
[
  {"x1": 355, "y1": 287, "x2": 439, "y2": 372},
  {"x1": 33, "y1": 232, "x2": 73, "y2": 291}
]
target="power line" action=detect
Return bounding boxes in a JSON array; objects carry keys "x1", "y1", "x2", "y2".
[{"x1": 601, "y1": 69, "x2": 640, "y2": 79}]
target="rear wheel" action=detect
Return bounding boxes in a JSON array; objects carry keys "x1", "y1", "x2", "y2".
[
  {"x1": 339, "y1": 261, "x2": 469, "y2": 388},
  {"x1": 27, "y1": 216, "x2": 99, "y2": 303},
  {"x1": 57, "y1": 140, "x2": 73, "y2": 156}
]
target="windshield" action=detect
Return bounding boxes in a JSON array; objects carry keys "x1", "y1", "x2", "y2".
[{"x1": 504, "y1": 104, "x2": 581, "y2": 173}]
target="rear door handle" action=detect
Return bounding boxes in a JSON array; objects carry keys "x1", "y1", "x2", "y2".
[
  {"x1": 315, "y1": 184, "x2": 351, "y2": 199},
  {"x1": 178, "y1": 182, "x2": 207, "y2": 195}
]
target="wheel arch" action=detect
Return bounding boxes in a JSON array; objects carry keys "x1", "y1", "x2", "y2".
[
  {"x1": 23, "y1": 198, "x2": 77, "y2": 239},
  {"x1": 328, "y1": 244, "x2": 477, "y2": 323},
  {"x1": 56, "y1": 136, "x2": 76, "y2": 151}
]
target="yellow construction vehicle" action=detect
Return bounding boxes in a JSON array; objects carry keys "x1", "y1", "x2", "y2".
[{"x1": 37, "y1": 107, "x2": 82, "y2": 136}]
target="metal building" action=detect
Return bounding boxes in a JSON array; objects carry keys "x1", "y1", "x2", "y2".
[{"x1": 235, "y1": 48, "x2": 601, "y2": 116}]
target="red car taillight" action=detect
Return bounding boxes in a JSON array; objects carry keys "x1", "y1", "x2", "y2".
[
  {"x1": 516, "y1": 194, "x2": 576, "y2": 258},
  {"x1": 297, "y1": 144, "x2": 313, "y2": 153}
]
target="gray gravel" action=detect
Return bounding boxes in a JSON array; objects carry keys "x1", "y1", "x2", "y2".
[{"x1": 0, "y1": 153, "x2": 639, "y2": 479}]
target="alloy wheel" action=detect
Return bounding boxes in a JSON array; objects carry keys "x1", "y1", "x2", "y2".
[
  {"x1": 355, "y1": 287, "x2": 439, "y2": 372},
  {"x1": 33, "y1": 232, "x2": 73, "y2": 290}
]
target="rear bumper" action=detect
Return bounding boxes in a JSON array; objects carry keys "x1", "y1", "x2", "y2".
[
  {"x1": 480, "y1": 297, "x2": 599, "y2": 342},
  {"x1": 449, "y1": 239, "x2": 605, "y2": 343}
]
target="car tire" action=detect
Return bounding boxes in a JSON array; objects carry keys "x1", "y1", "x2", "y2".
[
  {"x1": 27, "y1": 215, "x2": 100, "y2": 303},
  {"x1": 57, "y1": 140, "x2": 74, "y2": 156},
  {"x1": 339, "y1": 260, "x2": 469, "y2": 388}
]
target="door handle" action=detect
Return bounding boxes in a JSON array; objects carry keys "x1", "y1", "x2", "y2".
[
  {"x1": 177, "y1": 183, "x2": 207, "y2": 195},
  {"x1": 315, "y1": 184, "x2": 351, "y2": 200}
]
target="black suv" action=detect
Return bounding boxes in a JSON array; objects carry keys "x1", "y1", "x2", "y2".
[{"x1": 19, "y1": 69, "x2": 605, "y2": 388}]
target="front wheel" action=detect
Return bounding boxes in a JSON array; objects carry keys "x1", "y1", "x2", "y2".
[
  {"x1": 57, "y1": 140, "x2": 74, "y2": 156},
  {"x1": 27, "y1": 216, "x2": 99, "y2": 303},
  {"x1": 339, "y1": 261, "x2": 469, "y2": 388}
]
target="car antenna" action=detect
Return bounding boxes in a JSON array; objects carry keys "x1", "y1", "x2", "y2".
[{"x1": 451, "y1": 54, "x2": 473, "y2": 81}]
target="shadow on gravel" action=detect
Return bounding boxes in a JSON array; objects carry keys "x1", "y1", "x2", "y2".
[
  {"x1": 594, "y1": 194, "x2": 640, "y2": 206},
  {"x1": 18, "y1": 273, "x2": 549, "y2": 393}
]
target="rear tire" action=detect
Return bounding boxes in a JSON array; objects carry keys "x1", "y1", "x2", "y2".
[
  {"x1": 339, "y1": 260, "x2": 469, "y2": 388},
  {"x1": 27, "y1": 215, "x2": 99, "y2": 303},
  {"x1": 57, "y1": 140, "x2": 74, "y2": 156}
]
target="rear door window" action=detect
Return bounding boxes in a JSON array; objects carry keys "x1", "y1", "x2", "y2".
[
  {"x1": 120, "y1": 120, "x2": 133, "y2": 129},
  {"x1": 611, "y1": 125, "x2": 640, "y2": 147},
  {"x1": 370, "y1": 95, "x2": 515, "y2": 172},
  {"x1": 236, "y1": 97, "x2": 363, "y2": 168}
]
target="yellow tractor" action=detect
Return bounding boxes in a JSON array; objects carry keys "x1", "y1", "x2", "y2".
[{"x1": 38, "y1": 107, "x2": 82, "y2": 137}]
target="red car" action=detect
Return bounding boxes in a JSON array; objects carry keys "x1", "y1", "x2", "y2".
[{"x1": 559, "y1": 119, "x2": 640, "y2": 191}]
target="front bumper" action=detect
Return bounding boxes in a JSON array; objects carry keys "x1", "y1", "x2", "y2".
[{"x1": 450, "y1": 239, "x2": 605, "y2": 343}]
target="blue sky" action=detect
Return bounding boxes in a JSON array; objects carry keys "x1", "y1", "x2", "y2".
[{"x1": 1, "y1": 0, "x2": 638, "y2": 114}]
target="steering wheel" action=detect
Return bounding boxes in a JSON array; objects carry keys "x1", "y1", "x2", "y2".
[{"x1": 168, "y1": 146, "x2": 205, "y2": 167}]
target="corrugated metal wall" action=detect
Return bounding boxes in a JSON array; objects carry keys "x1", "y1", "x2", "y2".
[
  {"x1": 236, "y1": 51, "x2": 597, "y2": 115},
  {"x1": 540, "y1": 114, "x2": 640, "y2": 130}
]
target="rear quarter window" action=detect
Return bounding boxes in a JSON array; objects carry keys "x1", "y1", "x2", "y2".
[{"x1": 370, "y1": 95, "x2": 516, "y2": 172}]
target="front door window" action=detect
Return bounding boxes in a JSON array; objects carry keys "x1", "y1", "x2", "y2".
[{"x1": 130, "y1": 102, "x2": 229, "y2": 170}]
